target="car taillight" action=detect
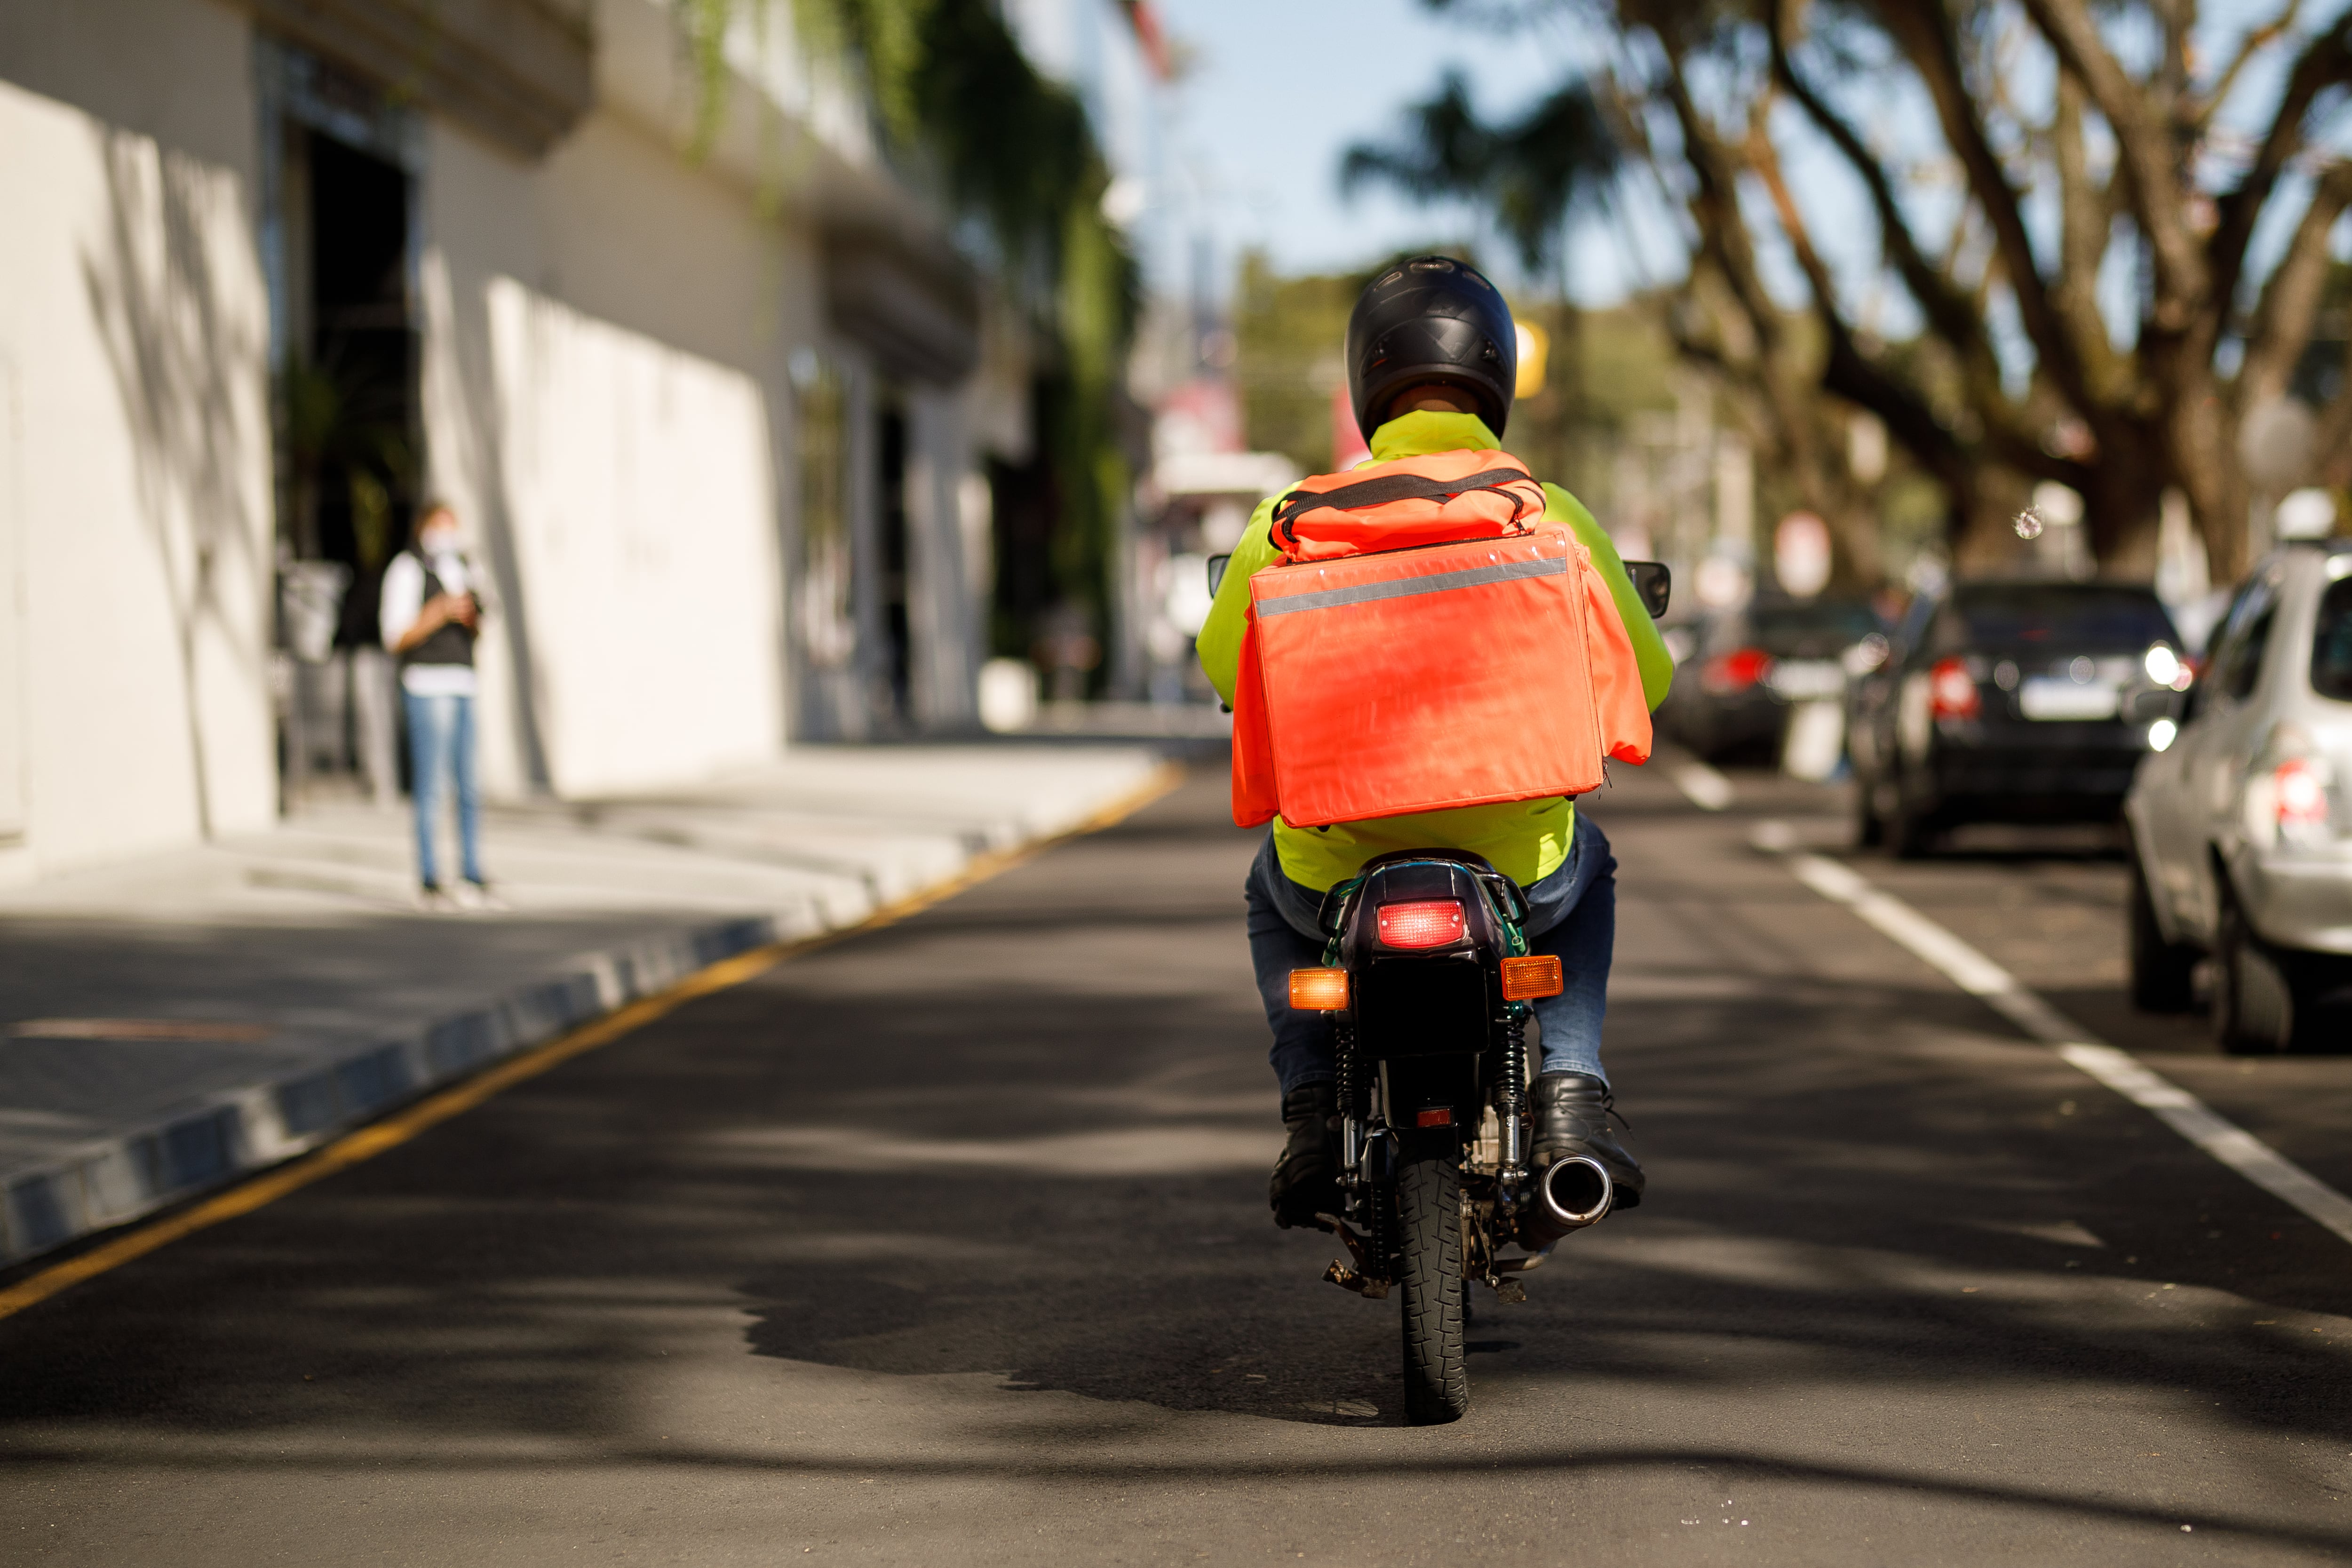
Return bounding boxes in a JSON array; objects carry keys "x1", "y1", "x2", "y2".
[
  {"x1": 2275, "y1": 758, "x2": 2331, "y2": 836},
  {"x1": 1376, "y1": 899, "x2": 1466, "y2": 948},
  {"x1": 1701, "y1": 647, "x2": 1774, "y2": 694},
  {"x1": 1929, "y1": 656, "x2": 1980, "y2": 721}
]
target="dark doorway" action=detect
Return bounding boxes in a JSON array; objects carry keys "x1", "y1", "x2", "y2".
[
  {"x1": 285, "y1": 125, "x2": 418, "y2": 649},
  {"x1": 268, "y1": 72, "x2": 421, "y2": 804},
  {"x1": 988, "y1": 378, "x2": 1057, "y2": 661},
  {"x1": 878, "y1": 401, "x2": 912, "y2": 724}
]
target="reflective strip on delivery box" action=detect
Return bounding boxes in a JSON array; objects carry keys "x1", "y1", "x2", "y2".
[{"x1": 1230, "y1": 526, "x2": 1653, "y2": 829}]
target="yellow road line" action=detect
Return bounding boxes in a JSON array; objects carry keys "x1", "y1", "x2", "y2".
[{"x1": 0, "y1": 762, "x2": 1184, "y2": 1323}]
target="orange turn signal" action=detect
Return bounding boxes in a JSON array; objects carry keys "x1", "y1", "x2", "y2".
[
  {"x1": 1288, "y1": 968, "x2": 1350, "y2": 1011},
  {"x1": 1499, "y1": 954, "x2": 1564, "y2": 1001}
]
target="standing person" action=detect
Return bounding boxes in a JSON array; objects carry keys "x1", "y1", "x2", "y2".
[
  {"x1": 380, "y1": 502, "x2": 495, "y2": 909},
  {"x1": 1196, "y1": 256, "x2": 1675, "y2": 1234}
]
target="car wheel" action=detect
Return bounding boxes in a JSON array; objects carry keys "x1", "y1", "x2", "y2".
[
  {"x1": 2127, "y1": 851, "x2": 2197, "y2": 1013},
  {"x1": 1889, "y1": 775, "x2": 1941, "y2": 860},
  {"x1": 1854, "y1": 768, "x2": 1885, "y2": 849},
  {"x1": 2212, "y1": 895, "x2": 2290, "y2": 1055}
]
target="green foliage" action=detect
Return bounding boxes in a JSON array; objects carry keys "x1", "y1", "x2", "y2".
[
  {"x1": 674, "y1": 0, "x2": 740, "y2": 158},
  {"x1": 274, "y1": 347, "x2": 414, "y2": 563},
  {"x1": 1342, "y1": 70, "x2": 1621, "y2": 273},
  {"x1": 1232, "y1": 252, "x2": 1371, "y2": 473},
  {"x1": 1050, "y1": 198, "x2": 1141, "y2": 616},
  {"x1": 677, "y1": 0, "x2": 1140, "y2": 623}
]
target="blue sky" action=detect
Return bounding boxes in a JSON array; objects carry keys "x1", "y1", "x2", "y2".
[{"x1": 1154, "y1": 0, "x2": 1608, "y2": 294}]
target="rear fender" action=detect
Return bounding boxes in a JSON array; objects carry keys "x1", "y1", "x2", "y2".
[{"x1": 1336, "y1": 858, "x2": 1511, "y2": 1061}]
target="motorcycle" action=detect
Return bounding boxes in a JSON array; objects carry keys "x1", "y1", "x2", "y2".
[
  {"x1": 1286, "y1": 853, "x2": 1613, "y2": 1424},
  {"x1": 1239, "y1": 553, "x2": 1668, "y2": 1425}
]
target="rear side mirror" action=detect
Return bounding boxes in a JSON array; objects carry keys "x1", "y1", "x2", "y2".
[
  {"x1": 1207, "y1": 554, "x2": 1231, "y2": 596},
  {"x1": 1624, "y1": 561, "x2": 1671, "y2": 619}
]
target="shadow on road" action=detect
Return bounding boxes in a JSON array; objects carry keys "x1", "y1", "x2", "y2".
[{"x1": 3, "y1": 771, "x2": 2348, "y2": 1557}]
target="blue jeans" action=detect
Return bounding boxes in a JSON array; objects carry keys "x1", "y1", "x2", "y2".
[
  {"x1": 1245, "y1": 813, "x2": 1617, "y2": 1096},
  {"x1": 404, "y1": 691, "x2": 483, "y2": 889}
]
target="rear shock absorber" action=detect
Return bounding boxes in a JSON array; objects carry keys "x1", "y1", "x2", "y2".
[
  {"x1": 1496, "y1": 1007, "x2": 1528, "y2": 1212},
  {"x1": 1335, "y1": 1023, "x2": 1367, "y2": 1210}
]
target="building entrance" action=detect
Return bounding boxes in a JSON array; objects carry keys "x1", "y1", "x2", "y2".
[{"x1": 261, "y1": 44, "x2": 421, "y2": 802}]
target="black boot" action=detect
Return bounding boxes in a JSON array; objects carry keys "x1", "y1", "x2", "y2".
[
  {"x1": 1269, "y1": 1082, "x2": 1340, "y2": 1229},
  {"x1": 1526, "y1": 1073, "x2": 1642, "y2": 1240}
]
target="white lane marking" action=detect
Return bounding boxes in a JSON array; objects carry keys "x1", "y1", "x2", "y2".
[
  {"x1": 1674, "y1": 762, "x2": 1734, "y2": 812},
  {"x1": 1753, "y1": 821, "x2": 2352, "y2": 1250}
]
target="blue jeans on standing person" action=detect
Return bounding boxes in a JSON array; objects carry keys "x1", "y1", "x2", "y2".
[
  {"x1": 1244, "y1": 812, "x2": 1617, "y2": 1097},
  {"x1": 404, "y1": 691, "x2": 483, "y2": 890}
]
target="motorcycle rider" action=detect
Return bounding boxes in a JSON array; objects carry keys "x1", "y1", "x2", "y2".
[{"x1": 1196, "y1": 256, "x2": 1675, "y2": 1235}]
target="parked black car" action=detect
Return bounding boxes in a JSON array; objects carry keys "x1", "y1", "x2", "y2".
[
  {"x1": 1661, "y1": 597, "x2": 1884, "y2": 764},
  {"x1": 1849, "y1": 581, "x2": 2191, "y2": 855}
]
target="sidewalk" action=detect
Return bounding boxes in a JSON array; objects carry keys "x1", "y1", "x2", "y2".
[{"x1": 0, "y1": 743, "x2": 1179, "y2": 1267}]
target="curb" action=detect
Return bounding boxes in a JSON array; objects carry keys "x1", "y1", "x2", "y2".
[
  {"x1": 0, "y1": 757, "x2": 1186, "y2": 1268},
  {"x1": 1, "y1": 913, "x2": 790, "y2": 1266}
]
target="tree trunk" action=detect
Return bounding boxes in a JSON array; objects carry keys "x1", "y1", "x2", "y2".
[
  {"x1": 2169, "y1": 366, "x2": 2249, "y2": 581},
  {"x1": 2082, "y1": 427, "x2": 2169, "y2": 578}
]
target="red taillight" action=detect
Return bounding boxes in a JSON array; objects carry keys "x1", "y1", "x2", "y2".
[
  {"x1": 1415, "y1": 1107, "x2": 1454, "y2": 1128},
  {"x1": 1701, "y1": 646, "x2": 1774, "y2": 694},
  {"x1": 1376, "y1": 899, "x2": 1466, "y2": 948},
  {"x1": 2275, "y1": 758, "x2": 2330, "y2": 832},
  {"x1": 1929, "y1": 656, "x2": 1980, "y2": 721}
]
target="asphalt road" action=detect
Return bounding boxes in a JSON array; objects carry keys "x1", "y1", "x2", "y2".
[{"x1": 3, "y1": 755, "x2": 2349, "y2": 1565}]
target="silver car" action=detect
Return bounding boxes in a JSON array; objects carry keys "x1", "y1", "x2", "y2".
[{"x1": 2126, "y1": 539, "x2": 2352, "y2": 1051}]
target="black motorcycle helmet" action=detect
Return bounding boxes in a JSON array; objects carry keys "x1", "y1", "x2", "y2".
[{"x1": 1345, "y1": 255, "x2": 1518, "y2": 439}]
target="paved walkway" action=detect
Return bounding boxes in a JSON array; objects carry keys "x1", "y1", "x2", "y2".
[{"x1": 0, "y1": 743, "x2": 1176, "y2": 1266}]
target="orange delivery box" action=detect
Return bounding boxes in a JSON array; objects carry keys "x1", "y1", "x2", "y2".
[{"x1": 1229, "y1": 449, "x2": 1652, "y2": 829}]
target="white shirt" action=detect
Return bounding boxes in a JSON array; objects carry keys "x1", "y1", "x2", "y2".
[{"x1": 380, "y1": 550, "x2": 479, "y2": 696}]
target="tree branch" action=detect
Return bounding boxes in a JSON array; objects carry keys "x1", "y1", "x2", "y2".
[
  {"x1": 1766, "y1": 0, "x2": 1994, "y2": 372},
  {"x1": 2048, "y1": 66, "x2": 2132, "y2": 404},
  {"x1": 2197, "y1": 0, "x2": 2304, "y2": 129},
  {"x1": 1653, "y1": 52, "x2": 1785, "y2": 358},
  {"x1": 2017, "y1": 0, "x2": 2208, "y2": 326},
  {"x1": 1740, "y1": 99, "x2": 2074, "y2": 496},
  {"x1": 2209, "y1": 10, "x2": 2352, "y2": 332},
  {"x1": 2236, "y1": 160, "x2": 2352, "y2": 407},
  {"x1": 1872, "y1": 0, "x2": 2093, "y2": 408}
]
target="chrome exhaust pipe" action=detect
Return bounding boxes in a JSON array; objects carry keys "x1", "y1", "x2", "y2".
[{"x1": 1538, "y1": 1154, "x2": 1614, "y2": 1230}]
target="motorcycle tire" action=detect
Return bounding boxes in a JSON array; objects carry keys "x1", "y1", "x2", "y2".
[{"x1": 1396, "y1": 1149, "x2": 1469, "y2": 1425}]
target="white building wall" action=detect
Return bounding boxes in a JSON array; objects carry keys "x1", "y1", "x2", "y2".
[
  {"x1": 0, "y1": 0, "x2": 277, "y2": 883},
  {"x1": 420, "y1": 105, "x2": 808, "y2": 798},
  {"x1": 481, "y1": 279, "x2": 784, "y2": 795},
  {"x1": 0, "y1": 0, "x2": 996, "y2": 883}
]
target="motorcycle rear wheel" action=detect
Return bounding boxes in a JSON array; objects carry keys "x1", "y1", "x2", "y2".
[{"x1": 1396, "y1": 1150, "x2": 1469, "y2": 1425}]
